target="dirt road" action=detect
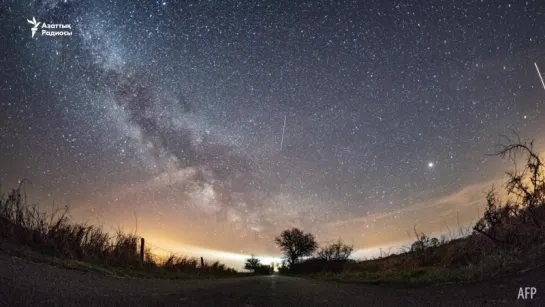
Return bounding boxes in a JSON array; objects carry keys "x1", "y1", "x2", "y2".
[{"x1": 0, "y1": 252, "x2": 543, "y2": 306}]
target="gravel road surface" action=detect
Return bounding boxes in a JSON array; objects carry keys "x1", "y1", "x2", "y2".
[{"x1": 0, "y1": 252, "x2": 543, "y2": 306}]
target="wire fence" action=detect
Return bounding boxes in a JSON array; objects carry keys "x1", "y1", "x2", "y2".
[
  {"x1": 131, "y1": 235, "x2": 218, "y2": 268},
  {"x1": 132, "y1": 235, "x2": 182, "y2": 257},
  {"x1": 130, "y1": 234, "x2": 282, "y2": 270}
]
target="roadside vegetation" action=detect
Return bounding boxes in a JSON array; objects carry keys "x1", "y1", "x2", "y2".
[
  {"x1": 244, "y1": 255, "x2": 273, "y2": 275},
  {"x1": 2, "y1": 134, "x2": 545, "y2": 284},
  {"x1": 273, "y1": 136, "x2": 545, "y2": 285},
  {"x1": 0, "y1": 182, "x2": 237, "y2": 279}
]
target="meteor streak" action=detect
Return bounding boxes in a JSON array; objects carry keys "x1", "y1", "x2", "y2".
[
  {"x1": 280, "y1": 115, "x2": 286, "y2": 151},
  {"x1": 534, "y1": 62, "x2": 545, "y2": 90}
]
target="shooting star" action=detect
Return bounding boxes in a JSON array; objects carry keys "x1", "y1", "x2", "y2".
[
  {"x1": 534, "y1": 62, "x2": 545, "y2": 90},
  {"x1": 280, "y1": 115, "x2": 286, "y2": 151}
]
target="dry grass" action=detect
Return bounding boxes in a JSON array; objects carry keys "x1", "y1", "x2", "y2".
[
  {"x1": 285, "y1": 137, "x2": 545, "y2": 284},
  {"x1": 292, "y1": 227, "x2": 543, "y2": 285},
  {"x1": 162, "y1": 254, "x2": 236, "y2": 275},
  {"x1": 0, "y1": 181, "x2": 236, "y2": 277}
]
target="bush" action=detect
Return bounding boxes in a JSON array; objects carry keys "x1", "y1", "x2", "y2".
[
  {"x1": 254, "y1": 264, "x2": 273, "y2": 275},
  {"x1": 291, "y1": 258, "x2": 354, "y2": 274},
  {"x1": 317, "y1": 238, "x2": 354, "y2": 261}
]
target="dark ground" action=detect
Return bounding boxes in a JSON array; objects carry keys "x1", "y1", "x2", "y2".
[{"x1": 0, "y1": 251, "x2": 543, "y2": 307}]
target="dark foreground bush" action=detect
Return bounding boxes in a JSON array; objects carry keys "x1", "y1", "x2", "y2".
[
  {"x1": 290, "y1": 258, "x2": 353, "y2": 274},
  {"x1": 254, "y1": 264, "x2": 273, "y2": 275}
]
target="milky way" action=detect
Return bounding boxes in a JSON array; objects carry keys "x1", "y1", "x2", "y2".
[{"x1": 1, "y1": 0, "x2": 545, "y2": 258}]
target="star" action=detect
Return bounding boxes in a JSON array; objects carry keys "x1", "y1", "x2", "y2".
[{"x1": 1, "y1": 0, "x2": 544, "y2": 268}]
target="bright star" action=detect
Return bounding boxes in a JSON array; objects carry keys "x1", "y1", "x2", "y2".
[{"x1": 428, "y1": 162, "x2": 434, "y2": 168}]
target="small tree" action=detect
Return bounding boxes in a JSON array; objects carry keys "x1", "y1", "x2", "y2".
[
  {"x1": 317, "y1": 238, "x2": 353, "y2": 261},
  {"x1": 274, "y1": 228, "x2": 318, "y2": 267},
  {"x1": 244, "y1": 255, "x2": 261, "y2": 272}
]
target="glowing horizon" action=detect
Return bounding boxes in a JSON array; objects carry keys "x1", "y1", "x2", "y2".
[{"x1": 3, "y1": 0, "x2": 545, "y2": 275}]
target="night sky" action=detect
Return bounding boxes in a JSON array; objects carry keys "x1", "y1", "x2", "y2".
[{"x1": 1, "y1": 0, "x2": 545, "y2": 263}]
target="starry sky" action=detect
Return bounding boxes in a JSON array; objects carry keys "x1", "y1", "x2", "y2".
[{"x1": 1, "y1": 0, "x2": 545, "y2": 263}]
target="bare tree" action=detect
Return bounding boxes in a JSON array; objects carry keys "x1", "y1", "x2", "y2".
[{"x1": 474, "y1": 132, "x2": 545, "y2": 246}]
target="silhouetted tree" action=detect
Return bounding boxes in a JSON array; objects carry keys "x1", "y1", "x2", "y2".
[
  {"x1": 274, "y1": 228, "x2": 318, "y2": 267},
  {"x1": 244, "y1": 255, "x2": 261, "y2": 272},
  {"x1": 474, "y1": 133, "x2": 545, "y2": 247},
  {"x1": 317, "y1": 238, "x2": 353, "y2": 261}
]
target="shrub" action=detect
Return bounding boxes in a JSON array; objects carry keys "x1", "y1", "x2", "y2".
[
  {"x1": 254, "y1": 264, "x2": 273, "y2": 275},
  {"x1": 317, "y1": 238, "x2": 353, "y2": 261}
]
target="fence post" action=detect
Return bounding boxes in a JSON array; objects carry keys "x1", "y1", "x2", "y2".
[
  {"x1": 140, "y1": 237, "x2": 145, "y2": 263},
  {"x1": 200, "y1": 256, "x2": 205, "y2": 268}
]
